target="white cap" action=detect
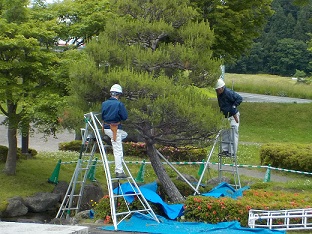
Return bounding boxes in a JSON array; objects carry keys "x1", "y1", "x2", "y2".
[
  {"x1": 110, "y1": 84, "x2": 123, "y2": 93},
  {"x1": 215, "y1": 79, "x2": 225, "y2": 89}
]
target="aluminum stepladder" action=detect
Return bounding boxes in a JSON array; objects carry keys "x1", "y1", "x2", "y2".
[
  {"x1": 194, "y1": 130, "x2": 222, "y2": 194},
  {"x1": 55, "y1": 123, "x2": 98, "y2": 219},
  {"x1": 57, "y1": 112, "x2": 159, "y2": 230},
  {"x1": 218, "y1": 127, "x2": 241, "y2": 189},
  {"x1": 195, "y1": 127, "x2": 241, "y2": 192}
]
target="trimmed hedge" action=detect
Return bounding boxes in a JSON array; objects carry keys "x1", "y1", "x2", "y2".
[
  {"x1": 59, "y1": 140, "x2": 207, "y2": 162},
  {"x1": 260, "y1": 143, "x2": 312, "y2": 172},
  {"x1": 0, "y1": 145, "x2": 37, "y2": 162},
  {"x1": 184, "y1": 189, "x2": 312, "y2": 227},
  {"x1": 123, "y1": 142, "x2": 207, "y2": 162}
]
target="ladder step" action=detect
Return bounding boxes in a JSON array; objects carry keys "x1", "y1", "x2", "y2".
[
  {"x1": 61, "y1": 207, "x2": 79, "y2": 211},
  {"x1": 113, "y1": 193, "x2": 142, "y2": 198},
  {"x1": 116, "y1": 208, "x2": 154, "y2": 216},
  {"x1": 66, "y1": 194, "x2": 82, "y2": 198},
  {"x1": 111, "y1": 177, "x2": 131, "y2": 181}
]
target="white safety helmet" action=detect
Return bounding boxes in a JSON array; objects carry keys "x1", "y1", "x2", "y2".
[
  {"x1": 110, "y1": 84, "x2": 123, "y2": 94},
  {"x1": 215, "y1": 79, "x2": 225, "y2": 89}
]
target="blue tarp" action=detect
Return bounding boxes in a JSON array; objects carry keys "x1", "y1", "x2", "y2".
[
  {"x1": 106, "y1": 182, "x2": 285, "y2": 233},
  {"x1": 202, "y1": 182, "x2": 250, "y2": 199},
  {"x1": 103, "y1": 213, "x2": 286, "y2": 234},
  {"x1": 113, "y1": 181, "x2": 184, "y2": 219}
]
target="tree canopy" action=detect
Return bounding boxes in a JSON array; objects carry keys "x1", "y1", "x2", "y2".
[
  {"x1": 66, "y1": 0, "x2": 223, "y2": 202},
  {"x1": 0, "y1": 0, "x2": 64, "y2": 175},
  {"x1": 228, "y1": 0, "x2": 312, "y2": 76}
]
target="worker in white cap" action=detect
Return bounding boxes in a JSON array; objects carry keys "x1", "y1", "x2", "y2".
[
  {"x1": 215, "y1": 79, "x2": 243, "y2": 156},
  {"x1": 101, "y1": 84, "x2": 128, "y2": 178}
]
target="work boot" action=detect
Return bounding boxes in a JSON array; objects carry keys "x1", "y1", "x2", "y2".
[{"x1": 116, "y1": 172, "x2": 127, "y2": 178}]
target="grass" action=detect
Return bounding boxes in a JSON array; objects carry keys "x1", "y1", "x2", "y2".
[
  {"x1": 226, "y1": 73, "x2": 312, "y2": 99},
  {"x1": 1, "y1": 73, "x2": 312, "y2": 233},
  {"x1": 240, "y1": 102, "x2": 312, "y2": 144}
]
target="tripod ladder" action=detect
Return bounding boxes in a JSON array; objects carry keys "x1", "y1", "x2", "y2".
[
  {"x1": 56, "y1": 112, "x2": 159, "y2": 230},
  {"x1": 55, "y1": 128, "x2": 98, "y2": 219},
  {"x1": 195, "y1": 128, "x2": 241, "y2": 192}
]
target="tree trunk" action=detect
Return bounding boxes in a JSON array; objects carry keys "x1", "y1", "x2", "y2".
[
  {"x1": 21, "y1": 124, "x2": 29, "y2": 155},
  {"x1": 3, "y1": 124, "x2": 18, "y2": 175},
  {"x1": 145, "y1": 141, "x2": 185, "y2": 203}
]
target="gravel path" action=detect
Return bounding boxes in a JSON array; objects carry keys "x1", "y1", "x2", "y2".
[{"x1": 0, "y1": 115, "x2": 76, "y2": 152}]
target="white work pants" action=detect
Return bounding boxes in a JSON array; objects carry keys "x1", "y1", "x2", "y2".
[
  {"x1": 104, "y1": 129, "x2": 128, "y2": 173},
  {"x1": 221, "y1": 112, "x2": 240, "y2": 155}
]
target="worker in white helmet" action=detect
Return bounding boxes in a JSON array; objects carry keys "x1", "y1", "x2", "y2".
[
  {"x1": 215, "y1": 78, "x2": 243, "y2": 156},
  {"x1": 101, "y1": 84, "x2": 128, "y2": 178}
]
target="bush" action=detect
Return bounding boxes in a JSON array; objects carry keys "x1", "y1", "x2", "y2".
[
  {"x1": 0, "y1": 145, "x2": 8, "y2": 163},
  {"x1": 184, "y1": 189, "x2": 312, "y2": 227},
  {"x1": 59, "y1": 140, "x2": 83, "y2": 152},
  {"x1": 94, "y1": 194, "x2": 155, "y2": 223},
  {"x1": 0, "y1": 145, "x2": 37, "y2": 162},
  {"x1": 260, "y1": 143, "x2": 312, "y2": 171},
  {"x1": 123, "y1": 142, "x2": 207, "y2": 162}
]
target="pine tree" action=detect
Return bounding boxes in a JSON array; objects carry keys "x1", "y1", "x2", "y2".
[{"x1": 67, "y1": 0, "x2": 222, "y2": 202}]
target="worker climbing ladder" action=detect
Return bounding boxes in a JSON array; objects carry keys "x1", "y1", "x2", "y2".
[
  {"x1": 56, "y1": 112, "x2": 159, "y2": 230},
  {"x1": 195, "y1": 127, "x2": 241, "y2": 192}
]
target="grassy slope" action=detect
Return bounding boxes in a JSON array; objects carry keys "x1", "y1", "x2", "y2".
[{"x1": 240, "y1": 102, "x2": 312, "y2": 144}]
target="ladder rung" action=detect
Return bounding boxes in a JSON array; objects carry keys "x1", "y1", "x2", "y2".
[
  {"x1": 116, "y1": 208, "x2": 153, "y2": 216},
  {"x1": 61, "y1": 207, "x2": 79, "y2": 211},
  {"x1": 111, "y1": 177, "x2": 130, "y2": 181},
  {"x1": 113, "y1": 193, "x2": 142, "y2": 198},
  {"x1": 66, "y1": 194, "x2": 82, "y2": 198}
]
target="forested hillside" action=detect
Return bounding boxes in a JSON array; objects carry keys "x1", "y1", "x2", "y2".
[{"x1": 227, "y1": 0, "x2": 312, "y2": 77}]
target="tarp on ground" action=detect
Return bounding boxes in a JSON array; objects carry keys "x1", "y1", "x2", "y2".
[
  {"x1": 202, "y1": 182, "x2": 250, "y2": 199},
  {"x1": 113, "y1": 181, "x2": 184, "y2": 220},
  {"x1": 102, "y1": 213, "x2": 286, "y2": 234}
]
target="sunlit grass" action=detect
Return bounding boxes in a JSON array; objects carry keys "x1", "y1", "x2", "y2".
[{"x1": 226, "y1": 73, "x2": 312, "y2": 99}]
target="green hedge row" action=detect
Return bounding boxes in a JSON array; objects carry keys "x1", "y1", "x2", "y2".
[
  {"x1": 0, "y1": 145, "x2": 38, "y2": 163},
  {"x1": 260, "y1": 143, "x2": 312, "y2": 172},
  {"x1": 59, "y1": 140, "x2": 207, "y2": 162},
  {"x1": 184, "y1": 188, "x2": 312, "y2": 227}
]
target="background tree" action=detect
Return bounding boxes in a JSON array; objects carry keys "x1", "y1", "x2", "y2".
[
  {"x1": 0, "y1": 0, "x2": 64, "y2": 175},
  {"x1": 66, "y1": 0, "x2": 222, "y2": 202},
  {"x1": 191, "y1": 0, "x2": 273, "y2": 63},
  {"x1": 228, "y1": 0, "x2": 312, "y2": 76},
  {"x1": 49, "y1": 0, "x2": 111, "y2": 48}
]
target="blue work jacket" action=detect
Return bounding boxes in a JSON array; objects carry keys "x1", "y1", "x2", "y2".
[
  {"x1": 101, "y1": 97, "x2": 128, "y2": 129},
  {"x1": 217, "y1": 87, "x2": 243, "y2": 118}
]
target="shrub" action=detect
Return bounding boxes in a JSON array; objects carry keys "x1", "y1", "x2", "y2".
[
  {"x1": 123, "y1": 142, "x2": 207, "y2": 162},
  {"x1": 184, "y1": 189, "x2": 312, "y2": 227},
  {"x1": 260, "y1": 143, "x2": 312, "y2": 171},
  {"x1": 0, "y1": 145, "x2": 8, "y2": 162},
  {"x1": 0, "y1": 145, "x2": 37, "y2": 162},
  {"x1": 94, "y1": 194, "x2": 156, "y2": 223},
  {"x1": 59, "y1": 140, "x2": 83, "y2": 152}
]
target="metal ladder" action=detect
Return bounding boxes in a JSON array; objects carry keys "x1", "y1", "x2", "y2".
[
  {"x1": 195, "y1": 128, "x2": 241, "y2": 191},
  {"x1": 56, "y1": 112, "x2": 159, "y2": 230},
  {"x1": 249, "y1": 208, "x2": 312, "y2": 230},
  {"x1": 218, "y1": 127, "x2": 241, "y2": 189},
  {"x1": 56, "y1": 126, "x2": 98, "y2": 219},
  {"x1": 194, "y1": 130, "x2": 222, "y2": 194}
]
